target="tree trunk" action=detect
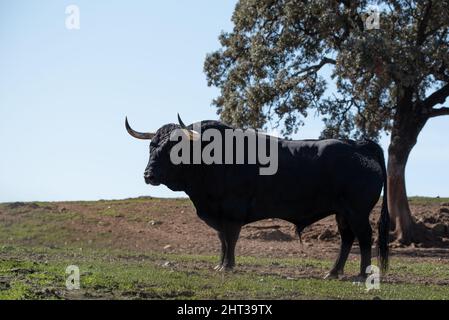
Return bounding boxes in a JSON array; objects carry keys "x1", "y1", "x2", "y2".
[
  {"x1": 387, "y1": 104, "x2": 428, "y2": 244},
  {"x1": 387, "y1": 149, "x2": 415, "y2": 244}
]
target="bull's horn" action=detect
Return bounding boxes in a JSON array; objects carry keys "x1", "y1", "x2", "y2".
[
  {"x1": 177, "y1": 113, "x2": 188, "y2": 129},
  {"x1": 177, "y1": 113, "x2": 200, "y2": 141},
  {"x1": 125, "y1": 117, "x2": 155, "y2": 140}
]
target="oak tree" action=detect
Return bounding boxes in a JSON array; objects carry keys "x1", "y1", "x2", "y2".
[{"x1": 204, "y1": 0, "x2": 449, "y2": 244}]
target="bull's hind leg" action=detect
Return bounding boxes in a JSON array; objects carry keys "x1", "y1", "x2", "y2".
[
  {"x1": 324, "y1": 214, "x2": 355, "y2": 279},
  {"x1": 342, "y1": 212, "x2": 373, "y2": 280},
  {"x1": 215, "y1": 223, "x2": 241, "y2": 272},
  {"x1": 353, "y1": 220, "x2": 373, "y2": 279}
]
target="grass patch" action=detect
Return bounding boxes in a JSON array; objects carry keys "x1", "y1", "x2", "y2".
[
  {"x1": 0, "y1": 246, "x2": 448, "y2": 300},
  {"x1": 408, "y1": 196, "x2": 449, "y2": 205},
  {"x1": 1, "y1": 197, "x2": 448, "y2": 300}
]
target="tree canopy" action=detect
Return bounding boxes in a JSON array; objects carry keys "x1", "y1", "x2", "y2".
[{"x1": 204, "y1": 0, "x2": 449, "y2": 139}]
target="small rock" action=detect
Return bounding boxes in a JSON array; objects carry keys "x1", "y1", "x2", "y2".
[
  {"x1": 7, "y1": 202, "x2": 39, "y2": 209},
  {"x1": 0, "y1": 280, "x2": 11, "y2": 290},
  {"x1": 416, "y1": 219, "x2": 425, "y2": 225},
  {"x1": 162, "y1": 261, "x2": 173, "y2": 267},
  {"x1": 163, "y1": 245, "x2": 172, "y2": 250},
  {"x1": 439, "y1": 207, "x2": 449, "y2": 215},
  {"x1": 6, "y1": 202, "x2": 26, "y2": 209},
  {"x1": 432, "y1": 223, "x2": 447, "y2": 236},
  {"x1": 246, "y1": 229, "x2": 293, "y2": 241},
  {"x1": 318, "y1": 229, "x2": 334, "y2": 241},
  {"x1": 148, "y1": 220, "x2": 162, "y2": 226},
  {"x1": 424, "y1": 216, "x2": 438, "y2": 224},
  {"x1": 441, "y1": 202, "x2": 449, "y2": 207}
]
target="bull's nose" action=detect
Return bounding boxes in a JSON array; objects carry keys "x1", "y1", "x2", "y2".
[
  {"x1": 144, "y1": 172, "x2": 160, "y2": 186},
  {"x1": 144, "y1": 172, "x2": 153, "y2": 184}
]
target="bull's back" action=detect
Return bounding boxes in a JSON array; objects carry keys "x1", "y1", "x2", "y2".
[{"x1": 247, "y1": 139, "x2": 384, "y2": 221}]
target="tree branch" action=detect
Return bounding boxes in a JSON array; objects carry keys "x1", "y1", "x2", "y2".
[
  {"x1": 423, "y1": 83, "x2": 449, "y2": 109},
  {"x1": 292, "y1": 57, "x2": 336, "y2": 78},
  {"x1": 429, "y1": 107, "x2": 449, "y2": 118},
  {"x1": 416, "y1": 0, "x2": 433, "y2": 45},
  {"x1": 432, "y1": 62, "x2": 449, "y2": 82}
]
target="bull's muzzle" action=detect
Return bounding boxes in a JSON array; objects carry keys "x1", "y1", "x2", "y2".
[{"x1": 144, "y1": 170, "x2": 160, "y2": 186}]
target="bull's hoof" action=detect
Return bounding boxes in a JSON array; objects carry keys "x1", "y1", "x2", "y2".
[
  {"x1": 356, "y1": 273, "x2": 368, "y2": 281},
  {"x1": 215, "y1": 265, "x2": 234, "y2": 272},
  {"x1": 323, "y1": 271, "x2": 340, "y2": 280},
  {"x1": 346, "y1": 274, "x2": 368, "y2": 284}
]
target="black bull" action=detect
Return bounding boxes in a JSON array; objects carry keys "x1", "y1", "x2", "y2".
[{"x1": 126, "y1": 118, "x2": 390, "y2": 278}]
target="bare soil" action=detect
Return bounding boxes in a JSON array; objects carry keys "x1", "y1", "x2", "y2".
[
  {"x1": 2, "y1": 198, "x2": 449, "y2": 299},
  {"x1": 2, "y1": 198, "x2": 449, "y2": 263}
]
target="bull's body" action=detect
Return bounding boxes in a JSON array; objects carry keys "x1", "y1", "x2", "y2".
[
  {"x1": 187, "y1": 122, "x2": 383, "y2": 229},
  {"x1": 126, "y1": 118, "x2": 390, "y2": 278}
]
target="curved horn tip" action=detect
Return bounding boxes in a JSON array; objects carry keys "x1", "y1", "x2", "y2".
[
  {"x1": 125, "y1": 117, "x2": 155, "y2": 140},
  {"x1": 125, "y1": 117, "x2": 132, "y2": 130},
  {"x1": 177, "y1": 113, "x2": 186, "y2": 128}
]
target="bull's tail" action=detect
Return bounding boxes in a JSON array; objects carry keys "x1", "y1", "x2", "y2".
[{"x1": 376, "y1": 144, "x2": 390, "y2": 273}]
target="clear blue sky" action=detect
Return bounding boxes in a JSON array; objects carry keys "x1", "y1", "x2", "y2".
[{"x1": 1, "y1": 0, "x2": 448, "y2": 202}]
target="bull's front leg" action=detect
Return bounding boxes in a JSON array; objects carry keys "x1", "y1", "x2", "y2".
[
  {"x1": 215, "y1": 223, "x2": 241, "y2": 272},
  {"x1": 214, "y1": 231, "x2": 226, "y2": 270}
]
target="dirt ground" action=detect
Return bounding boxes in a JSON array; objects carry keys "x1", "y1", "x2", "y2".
[
  {"x1": 1, "y1": 197, "x2": 449, "y2": 299},
  {"x1": 2, "y1": 197, "x2": 449, "y2": 262}
]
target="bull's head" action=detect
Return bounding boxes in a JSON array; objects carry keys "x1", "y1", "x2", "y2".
[{"x1": 125, "y1": 114, "x2": 198, "y2": 190}]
